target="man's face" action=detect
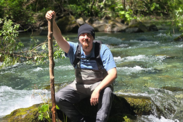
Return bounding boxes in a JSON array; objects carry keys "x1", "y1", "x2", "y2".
[{"x1": 79, "y1": 33, "x2": 94, "y2": 55}]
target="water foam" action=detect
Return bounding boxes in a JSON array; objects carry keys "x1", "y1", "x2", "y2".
[
  {"x1": 114, "y1": 55, "x2": 166, "y2": 63},
  {"x1": 55, "y1": 65, "x2": 73, "y2": 70},
  {"x1": 140, "y1": 115, "x2": 179, "y2": 122},
  {"x1": 117, "y1": 66, "x2": 152, "y2": 74},
  {"x1": 0, "y1": 86, "x2": 50, "y2": 117}
]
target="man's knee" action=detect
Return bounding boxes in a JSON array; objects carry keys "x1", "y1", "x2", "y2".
[
  {"x1": 55, "y1": 89, "x2": 68, "y2": 104},
  {"x1": 103, "y1": 87, "x2": 113, "y2": 95}
]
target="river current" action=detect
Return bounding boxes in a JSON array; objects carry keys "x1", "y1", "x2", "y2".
[{"x1": 0, "y1": 30, "x2": 183, "y2": 121}]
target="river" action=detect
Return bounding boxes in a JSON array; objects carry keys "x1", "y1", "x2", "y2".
[{"x1": 0, "y1": 29, "x2": 182, "y2": 121}]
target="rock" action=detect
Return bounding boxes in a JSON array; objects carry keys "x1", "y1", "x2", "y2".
[
  {"x1": 2, "y1": 103, "x2": 62, "y2": 122},
  {"x1": 92, "y1": 19, "x2": 127, "y2": 32},
  {"x1": 93, "y1": 23, "x2": 108, "y2": 32},
  {"x1": 102, "y1": 15, "x2": 111, "y2": 20},
  {"x1": 76, "y1": 17, "x2": 85, "y2": 25},
  {"x1": 3, "y1": 94, "x2": 154, "y2": 122},
  {"x1": 174, "y1": 34, "x2": 183, "y2": 41},
  {"x1": 129, "y1": 19, "x2": 138, "y2": 26},
  {"x1": 161, "y1": 86, "x2": 183, "y2": 92},
  {"x1": 85, "y1": 17, "x2": 95, "y2": 25},
  {"x1": 126, "y1": 22, "x2": 149, "y2": 33},
  {"x1": 2, "y1": 104, "x2": 40, "y2": 122},
  {"x1": 113, "y1": 22, "x2": 127, "y2": 32},
  {"x1": 148, "y1": 24, "x2": 158, "y2": 31},
  {"x1": 115, "y1": 17, "x2": 125, "y2": 24},
  {"x1": 57, "y1": 15, "x2": 79, "y2": 33},
  {"x1": 125, "y1": 27, "x2": 143, "y2": 33}
]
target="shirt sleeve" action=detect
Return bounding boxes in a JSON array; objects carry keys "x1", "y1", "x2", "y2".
[
  {"x1": 100, "y1": 44, "x2": 116, "y2": 71},
  {"x1": 65, "y1": 42, "x2": 78, "y2": 65}
]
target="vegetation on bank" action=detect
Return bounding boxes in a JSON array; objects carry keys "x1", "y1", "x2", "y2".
[{"x1": 0, "y1": 0, "x2": 183, "y2": 67}]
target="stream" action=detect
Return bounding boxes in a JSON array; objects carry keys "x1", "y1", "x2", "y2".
[{"x1": 0, "y1": 29, "x2": 183, "y2": 121}]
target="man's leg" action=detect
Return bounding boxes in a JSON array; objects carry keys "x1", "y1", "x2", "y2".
[
  {"x1": 96, "y1": 87, "x2": 113, "y2": 122},
  {"x1": 55, "y1": 85, "x2": 87, "y2": 122}
]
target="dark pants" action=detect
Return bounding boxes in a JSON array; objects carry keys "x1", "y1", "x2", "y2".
[{"x1": 55, "y1": 84, "x2": 113, "y2": 122}]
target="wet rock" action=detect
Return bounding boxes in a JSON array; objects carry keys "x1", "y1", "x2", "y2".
[
  {"x1": 129, "y1": 19, "x2": 138, "y2": 26},
  {"x1": 113, "y1": 22, "x2": 127, "y2": 32},
  {"x1": 2, "y1": 104, "x2": 40, "y2": 122},
  {"x1": 117, "y1": 61, "x2": 148, "y2": 68},
  {"x1": 3, "y1": 93, "x2": 155, "y2": 122},
  {"x1": 126, "y1": 22, "x2": 149, "y2": 33},
  {"x1": 148, "y1": 24, "x2": 158, "y2": 31},
  {"x1": 115, "y1": 17, "x2": 125, "y2": 24},
  {"x1": 85, "y1": 17, "x2": 95, "y2": 25},
  {"x1": 174, "y1": 34, "x2": 183, "y2": 41},
  {"x1": 76, "y1": 17, "x2": 85, "y2": 25},
  {"x1": 57, "y1": 15, "x2": 79, "y2": 33},
  {"x1": 125, "y1": 27, "x2": 143, "y2": 33},
  {"x1": 93, "y1": 23, "x2": 108, "y2": 32},
  {"x1": 161, "y1": 86, "x2": 183, "y2": 92}
]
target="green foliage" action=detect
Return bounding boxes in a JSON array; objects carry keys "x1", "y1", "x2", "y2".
[
  {"x1": 0, "y1": 17, "x2": 65, "y2": 68},
  {"x1": 38, "y1": 104, "x2": 51, "y2": 122},
  {"x1": 123, "y1": 116, "x2": 131, "y2": 122},
  {"x1": 0, "y1": 17, "x2": 24, "y2": 67},
  {"x1": 119, "y1": 9, "x2": 135, "y2": 22},
  {"x1": 171, "y1": 1, "x2": 183, "y2": 31}
]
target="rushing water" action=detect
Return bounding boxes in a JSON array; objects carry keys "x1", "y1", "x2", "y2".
[{"x1": 0, "y1": 29, "x2": 183, "y2": 121}]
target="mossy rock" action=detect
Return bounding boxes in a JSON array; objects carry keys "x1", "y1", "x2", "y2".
[
  {"x1": 161, "y1": 86, "x2": 183, "y2": 92},
  {"x1": 117, "y1": 61, "x2": 148, "y2": 68},
  {"x1": 74, "y1": 94, "x2": 153, "y2": 121},
  {"x1": 3, "y1": 94, "x2": 153, "y2": 122},
  {"x1": 3, "y1": 104, "x2": 40, "y2": 122},
  {"x1": 57, "y1": 15, "x2": 79, "y2": 33},
  {"x1": 125, "y1": 97, "x2": 152, "y2": 115},
  {"x1": 174, "y1": 34, "x2": 183, "y2": 41},
  {"x1": 128, "y1": 22, "x2": 149, "y2": 32}
]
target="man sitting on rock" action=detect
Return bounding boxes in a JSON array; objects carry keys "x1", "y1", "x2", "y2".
[{"x1": 45, "y1": 10, "x2": 117, "y2": 122}]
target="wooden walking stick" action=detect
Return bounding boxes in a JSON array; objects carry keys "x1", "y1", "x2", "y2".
[{"x1": 48, "y1": 16, "x2": 56, "y2": 122}]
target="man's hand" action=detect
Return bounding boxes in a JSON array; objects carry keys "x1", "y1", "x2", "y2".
[
  {"x1": 45, "y1": 10, "x2": 56, "y2": 21},
  {"x1": 90, "y1": 87, "x2": 100, "y2": 106}
]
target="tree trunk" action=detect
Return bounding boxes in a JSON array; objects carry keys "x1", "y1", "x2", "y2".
[{"x1": 48, "y1": 16, "x2": 56, "y2": 122}]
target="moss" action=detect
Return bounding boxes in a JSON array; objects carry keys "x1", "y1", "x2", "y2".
[
  {"x1": 3, "y1": 94, "x2": 153, "y2": 122},
  {"x1": 174, "y1": 34, "x2": 183, "y2": 41},
  {"x1": 125, "y1": 97, "x2": 152, "y2": 115},
  {"x1": 4, "y1": 104, "x2": 40, "y2": 122},
  {"x1": 57, "y1": 15, "x2": 78, "y2": 33}
]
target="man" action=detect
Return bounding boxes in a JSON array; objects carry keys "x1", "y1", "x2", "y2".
[{"x1": 45, "y1": 10, "x2": 117, "y2": 122}]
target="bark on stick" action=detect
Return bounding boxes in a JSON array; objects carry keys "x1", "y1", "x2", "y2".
[{"x1": 48, "y1": 17, "x2": 56, "y2": 122}]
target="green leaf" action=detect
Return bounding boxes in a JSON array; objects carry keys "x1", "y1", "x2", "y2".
[
  {"x1": 38, "y1": 113, "x2": 44, "y2": 120},
  {"x1": 42, "y1": 43, "x2": 46, "y2": 50}
]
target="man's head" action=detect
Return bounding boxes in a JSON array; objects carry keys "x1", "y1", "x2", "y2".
[
  {"x1": 78, "y1": 24, "x2": 95, "y2": 55},
  {"x1": 78, "y1": 24, "x2": 95, "y2": 39}
]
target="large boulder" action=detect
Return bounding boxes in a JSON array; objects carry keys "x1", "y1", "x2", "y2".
[
  {"x1": 3, "y1": 94, "x2": 153, "y2": 122},
  {"x1": 174, "y1": 34, "x2": 183, "y2": 41},
  {"x1": 57, "y1": 15, "x2": 79, "y2": 33},
  {"x1": 85, "y1": 17, "x2": 95, "y2": 25},
  {"x1": 126, "y1": 22, "x2": 149, "y2": 33},
  {"x1": 148, "y1": 24, "x2": 158, "y2": 31},
  {"x1": 2, "y1": 104, "x2": 40, "y2": 122},
  {"x1": 76, "y1": 17, "x2": 85, "y2": 26},
  {"x1": 92, "y1": 19, "x2": 127, "y2": 32}
]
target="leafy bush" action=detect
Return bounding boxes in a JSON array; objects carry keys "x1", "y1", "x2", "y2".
[{"x1": 0, "y1": 17, "x2": 24, "y2": 67}]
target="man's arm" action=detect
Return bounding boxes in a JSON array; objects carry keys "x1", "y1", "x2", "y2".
[
  {"x1": 90, "y1": 67, "x2": 117, "y2": 106},
  {"x1": 45, "y1": 10, "x2": 70, "y2": 53}
]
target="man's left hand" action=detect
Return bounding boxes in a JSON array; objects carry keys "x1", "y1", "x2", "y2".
[{"x1": 90, "y1": 88, "x2": 100, "y2": 106}]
